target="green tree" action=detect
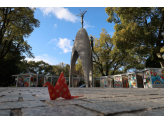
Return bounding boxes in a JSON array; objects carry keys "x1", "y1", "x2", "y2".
[
  {"x1": 0, "y1": 51, "x2": 24, "y2": 86},
  {"x1": 92, "y1": 62, "x2": 101, "y2": 77},
  {"x1": 0, "y1": 7, "x2": 39, "y2": 60},
  {"x1": 0, "y1": 7, "x2": 40, "y2": 86},
  {"x1": 105, "y1": 7, "x2": 164, "y2": 68},
  {"x1": 23, "y1": 60, "x2": 53, "y2": 75},
  {"x1": 145, "y1": 55, "x2": 161, "y2": 68},
  {"x1": 92, "y1": 28, "x2": 145, "y2": 76},
  {"x1": 74, "y1": 58, "x2": 84, "y2": 77},
  {"x1": 63, "y1": 64, "x2": 70, "y2": 77},
  {"x1": 73, "y1": 57, "x2": 102, "y2": 77},
  {"x1": 51, "y1": 62, "x2": 70, "y2": 77}
]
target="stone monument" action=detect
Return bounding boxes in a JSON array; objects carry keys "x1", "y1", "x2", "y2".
[{"x1": 69, "y1": 9, "x2": 93, "y2": 88}]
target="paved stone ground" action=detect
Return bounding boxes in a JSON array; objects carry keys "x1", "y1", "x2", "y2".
[{"x1": 1, "y1": 87, "x2": 164, "y2": 116}]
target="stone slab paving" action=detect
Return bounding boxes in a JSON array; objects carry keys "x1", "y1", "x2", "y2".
[
  {"x1": 0, "y1": 110, "x2": 10, "y2": 116},
  {"x1": 46, "y1": 98, "x2": 90, "y2": 106},
  {"x1": 19, "y1": 95, "x2": 41, "y2": 101},
  {"x1": 1, "y1": 87, "x2": 164, "y2": 116},
  {"x1": 0, "y1": 97, "x2": 18, "y2": 102},
  {"x1": 34, "y1": 94, "x2": 54, "y2": 101},
  {"x1": 123, "y1": 100, "x2": 164, "y2": 109},
  {"x1": 145, "y1": 98, "x2": 164, "y2": 103},
  {"x1": 115, "y1": 108, "x2": 164, "y2": 116},
  {"x1": 21, "y1": 105, "x2": 100, "y2": 116},
  {"x1": 81, "y1": 97, "x2": 141, "y2": 103},
  {"x1": 0, "y1": 100, "x2": 46, "y2": 110},
  {"x1": 0, "y1": 93, "x2": 20, "y2": 96},
  {"x1": 78, "y1": 101, "x2": 146, "y2": 115}
]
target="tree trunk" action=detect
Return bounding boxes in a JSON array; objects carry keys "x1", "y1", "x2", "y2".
[
  {"x1": 106, "y1": 64, "x2": 108, "y2": 76},
  {"x1": 160, "y1": 61, "x2": 164, "y2": 68}
]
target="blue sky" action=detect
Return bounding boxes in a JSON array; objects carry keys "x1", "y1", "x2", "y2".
[{"x1": 24, "y1": 7, "x2": 115, "y2": 65}]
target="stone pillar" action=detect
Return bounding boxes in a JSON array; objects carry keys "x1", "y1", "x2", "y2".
[
  {"x1": 29, "y1": 74, "x2": 31, "y2": 87},
  {"x1": 16, "y1": 76, "x2": 18, "y2": 87},
  {"x1": 37, "y1": 74, "x2": 38, "y2": 87},
  {"x1": 89, "y1": 52, "x2": 93, "y2": 87}
]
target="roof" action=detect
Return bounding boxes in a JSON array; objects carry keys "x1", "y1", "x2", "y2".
[
  {"x1": 12, "y1": 73, "x2": 45, "y2": 76},
  {"x1": 141, "y1": 68, "x2": 164, "y2": 72},
  {"x1": 121, "y1": 73, "x2": 128, "y2": 76}
]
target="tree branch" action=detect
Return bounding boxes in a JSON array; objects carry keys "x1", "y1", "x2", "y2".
[
  {"x1": 157, "y1": 14, "x2": 164, "y2": 47},
  {"x1": 0, "y1": 8, "x2": 13, "y2": 48},
  {"x1": 108, "y1": 54, "x2": 117, "y2": 65},
  {"x1": 0, "y1": 40, "x2": 7, "y2": 56},
  {"x1": 93, "y1": 51, "x2": 100, "y2": 62},
  {"x1": 144, "y1": 18, "x2": 150, "y2": 32},
  {"x1": 105, "y1": 40, "x2": 109, "y2": 49},
  {"x1": 0, "y1": 38, "x2": 13, "y2": 59},
  {"x1": 92, "y1": 54, "x2": 105, "y2": 76},
  {"x1": 111, "y1": 63, "x2": 119, "y2": 75},
  {"x1": 13, "y1": 43, "x2": 20, "y2": 56}
]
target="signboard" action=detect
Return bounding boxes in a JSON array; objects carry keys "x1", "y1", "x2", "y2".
[
  {"x1": 100, "y1": 78, "x2": 108, "y2": 88},
  {"x1": 128, "y1": 74, "x2": 137, "y2": 88},
  {"x1": 150, "y1": 69, "x2": 164, "y2": 84},
  {"x1": 73, "y1": 79, "x2": 79, "y2": 87},
  {"x1": 114, "y1": 76, "x2": 122, "y2": 88},
  {"x1": 143, "y1": 71, "x2": 151, "y2": 88},
  {"x1": 24, "y1": 77, "x2": 29, "y2": 87},
  {"x1": 17, "y1": 76, "x2": 24, "y2": 87}
]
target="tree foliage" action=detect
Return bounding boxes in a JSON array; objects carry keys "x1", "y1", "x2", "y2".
[
  {"x1": 92, "y1": 28, "x2": 145, "y2": 76},
  {"x1": 74, "y1": 58, "x2": 84, "y2": 77},
  {"x1": 105, "y1": 7, "x2": 164, "y2": 68},
  {"x1": 145, "y1": 55, "x2": 161, "y2": 68},
  {"x1": 0, "y1": 7, "x2": 40, "y2": 60},
  {"x1": 51, "y1": 62, "x2": 70, "y2": 77},
  {"x1": 0, "y1": 7, "x2": 40, "y2": 86}
]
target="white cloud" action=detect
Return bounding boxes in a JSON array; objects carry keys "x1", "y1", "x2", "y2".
[
  {"x1": 25, "y1": 54, "x2": 59, "y2": 65},
  {"x1": 39, "y1": 7, "x2": 78, "y2": 23},
  {"x1": 54, "y1": 24, "x2": 57, "y2": 28},
  {"x1": 47, "y1": 38, "x2": 57, "y2": 45},
  {"x1": 57, "y1": 38, "x2": 72, "y2": 53},
  {"x1": 48, "y1": 38, "x2": 73, "y2": 53},
  {"x1": 83, "y1": 20, "x2": 94, "y2": 29}
]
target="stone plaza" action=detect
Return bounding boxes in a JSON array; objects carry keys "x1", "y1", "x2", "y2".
[{"x1": 1, "y1": 87, "x2": 164, "y2": 116}]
